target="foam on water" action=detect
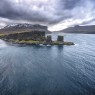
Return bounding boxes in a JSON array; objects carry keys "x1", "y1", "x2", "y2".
[{"x1": 0, "y1": 40, "x2": 8, "y2": 48}]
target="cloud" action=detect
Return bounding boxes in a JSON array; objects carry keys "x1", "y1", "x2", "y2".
[
  {"x1": 49, "y1": 0, "x2": 95, "y2": 31},
  {"x1": 0, "y1": 0, "x2": 60, "y2": 24},
  {"x1": 0, "y1": 0, "x2": 95, "y2": 31}
]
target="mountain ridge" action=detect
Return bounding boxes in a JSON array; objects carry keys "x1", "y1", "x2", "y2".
[
  {"x1": 0, "y1": 24, "x2": 50, "y2": 34},
  {"x1": 59, "y1": 25, "x2": 95, "y2": 34}
]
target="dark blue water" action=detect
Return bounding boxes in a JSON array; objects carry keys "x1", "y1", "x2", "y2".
[{"x1": 0, "y1": 33, "x2": 95, "y2": 95}]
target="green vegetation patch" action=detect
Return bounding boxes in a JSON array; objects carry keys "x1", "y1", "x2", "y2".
[
  {"x1": 0, "y1": 34, "x2": 7, "y2": 37},
  {"x1": 63, "y1": 42, "x2": 75, "y2": 45},
  {"x1": 13, "y1": 40, "x2": 43, "y2": 44}
]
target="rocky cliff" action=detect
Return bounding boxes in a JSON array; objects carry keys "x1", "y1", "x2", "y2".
[{"x1": 0, "y1": 31, "x2": 45, "y2": 41}]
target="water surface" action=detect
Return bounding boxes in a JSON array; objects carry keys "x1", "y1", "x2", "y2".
[{"x1": 0, "y1": 33, "x2": 95, "y2": 95}]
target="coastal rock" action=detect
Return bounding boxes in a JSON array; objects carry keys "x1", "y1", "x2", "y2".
[
  {"x1": 0, "y1": 31, "x2": 45, "y2": 41},
  {"x1": 0, "y1": 31, "x2": 74, "y2": 46}
]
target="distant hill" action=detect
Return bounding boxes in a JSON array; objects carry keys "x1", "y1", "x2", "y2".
[
  {"x1": 0, "y1": 24, "x2": 50, "y2": 34},
  {"x1": 60, "y1": 25, "x2": 95, "y2": 34}
]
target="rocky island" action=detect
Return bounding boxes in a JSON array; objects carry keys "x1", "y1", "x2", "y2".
[{"x1": 0, "y1": 24, "x2": 74, "y2": 46}]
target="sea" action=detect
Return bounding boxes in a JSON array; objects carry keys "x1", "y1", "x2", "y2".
[{"x1": 0, "y1": 33, "x2": 95, "y2": 95}]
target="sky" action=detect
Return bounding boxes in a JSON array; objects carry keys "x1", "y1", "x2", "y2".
[{"x1": 0, "y1": 0, "x2": 95, "y2": 31}]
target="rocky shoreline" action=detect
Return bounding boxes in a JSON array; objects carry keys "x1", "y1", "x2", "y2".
[
  {"x1": 0, "y1": 31, "x2": 74, "y2": 46},
  {"x1": 2, "y1": 39, "x2": 74, "y2": 46}
]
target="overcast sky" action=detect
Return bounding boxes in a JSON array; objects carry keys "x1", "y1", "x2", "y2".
[{"x1": 0, "y1": 0, "x2": 95, "y2": 31}]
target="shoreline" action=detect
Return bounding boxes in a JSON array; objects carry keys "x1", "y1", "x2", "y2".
[
  {"x1": 0, "y1": 31, "x2": 75, "y2": 46},
  {"x1": 3, "y1": 39, "x2": 75, "y2": 46}
]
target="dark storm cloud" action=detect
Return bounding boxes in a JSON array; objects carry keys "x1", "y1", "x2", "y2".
[
  {"x1": 0, "y1": 0, "x2": 81, "y2": 24},
  {"x1": 0, "y1": 0, "x2": 58, "y2": 24},
  {"x1": 0, "y1": 0, "x2": 95, "y2": 30},
  {"x1": 59, "y1": 0, "x2": 81, "y2": 9},
  {"x1": 0, "y1": 0, "x2": 23, "y2": 20},
  {"x1": 81, "y1": 18, "x2": 95, "y2": 25}
]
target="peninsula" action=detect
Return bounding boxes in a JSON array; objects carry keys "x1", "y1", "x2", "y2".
[{"x1": 0, "y1": 24, "x2": 74, "y2": 46}]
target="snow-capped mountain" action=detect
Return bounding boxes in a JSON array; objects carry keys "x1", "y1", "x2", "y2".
[
  {"x1": 4, "y1": 24, "x2": 47, "y2": 30},
  {"x1": 0, "y1": 24, "x2": 50, "y2": 34}
]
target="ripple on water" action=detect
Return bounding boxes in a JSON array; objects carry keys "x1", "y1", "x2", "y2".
[{"x1": 0, "y1": 34, "x2": 95, "y2": 95}]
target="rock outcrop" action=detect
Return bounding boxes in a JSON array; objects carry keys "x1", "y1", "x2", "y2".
[
  {"x1": 0, "y1": 31, "x2": 45, "y2": 41},
  {"x1": 0, "y1": 31, "x2": 74, "y2": 46}
]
